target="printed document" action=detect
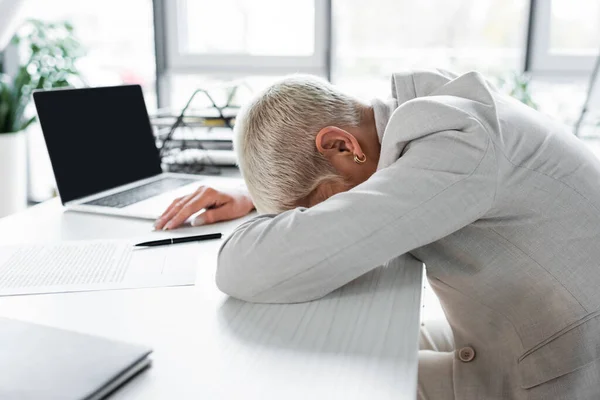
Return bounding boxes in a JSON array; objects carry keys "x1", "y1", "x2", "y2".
[{"x1": 0, "y1": 239, "x2": 199, "y2": 296}]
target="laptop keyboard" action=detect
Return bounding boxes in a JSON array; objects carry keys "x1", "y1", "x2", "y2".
[{"x1": 84, "y1": 177, "x2": 199, "y2": 208}]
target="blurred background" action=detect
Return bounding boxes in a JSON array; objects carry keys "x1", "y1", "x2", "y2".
[{"x1": 0, "y1": 0, "x2": 599, "y2": 213}]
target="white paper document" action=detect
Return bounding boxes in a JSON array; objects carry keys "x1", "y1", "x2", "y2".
[{"x1": 0, "y1": 239, "x2": 200, "y2": 296}]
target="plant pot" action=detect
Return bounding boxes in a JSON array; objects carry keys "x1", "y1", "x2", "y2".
[{"x1": 0, "y1": 131, "x2": 27, "y2": 218}]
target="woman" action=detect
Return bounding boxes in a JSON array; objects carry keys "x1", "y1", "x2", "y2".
[{"x1": 155, "y1": 70, "x2": 600, "y2": 399}]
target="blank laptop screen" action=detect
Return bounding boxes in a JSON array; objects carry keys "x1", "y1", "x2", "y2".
[{"x1": 34, "y1": 85, "x2": 162, "y2": 204}]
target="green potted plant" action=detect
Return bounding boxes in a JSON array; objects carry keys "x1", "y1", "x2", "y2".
[
  {"x1": 0, "y1": 19, "x2": 84, "y2": 217},
  {"x1": 497, "y1": 72, "x2": 538, "y2": 110}
]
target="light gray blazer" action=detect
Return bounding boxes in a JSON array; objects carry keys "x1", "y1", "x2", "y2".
[{"x1": 217, "y1": 70, "x2": 600, "y2": 399}]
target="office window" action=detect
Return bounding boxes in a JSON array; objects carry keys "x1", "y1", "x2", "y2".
[
  {"x1": 181, "y1": 0, "x2": 315, "y2": 57},
  {"x1": 524, "y1": 0, "x2": 600, "y2": 133},
  {"x1": 332, "y1": 0, "x2": 529, "y2": 99},
  {"x1": 528, "y1": 0, "x2": 600, "y2": 75},
  {"x1": 165, "y1": 0, "x2": 326, "y2": 74},
  {"x1": 162, "y1": 0, "x2": 328, "y2": 107},
  {"x1": 550, "y1": 0, "x2": 600, "y2": 54}
]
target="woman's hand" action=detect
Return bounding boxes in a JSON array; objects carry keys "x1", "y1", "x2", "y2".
[{"x1": 153, "y1": 186, "x2": 255, "y2": 230}]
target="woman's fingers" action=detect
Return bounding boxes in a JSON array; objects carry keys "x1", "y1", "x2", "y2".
[
  {"x1": 154, "y1": 186, "x2": 255, "y2": 230},
  {"x1": 157, "y1": 196, "x2": 184, "y2": 220},
  {"x1": 154, "y1": 192, "x2": 197, "y2": 230},
  {"x1": 193, "y1": 203, "x2": 236, "y2": 226},
  {"x1": 163, "y1": 188, "x2": 223, "y2": 230}
]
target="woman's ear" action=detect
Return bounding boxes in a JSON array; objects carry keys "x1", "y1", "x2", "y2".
[{"x1": 316, "y1": 126, "x2": 362, "y2": 161}]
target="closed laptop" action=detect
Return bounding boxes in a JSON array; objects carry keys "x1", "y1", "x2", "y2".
[{"x1": 0, "y1": 317, "x2": 152, "y2": 400}]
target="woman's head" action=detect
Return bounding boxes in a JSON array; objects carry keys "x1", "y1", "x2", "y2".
[{"x1": 234, "y1": 75, "x2": 380, "y2": 214}]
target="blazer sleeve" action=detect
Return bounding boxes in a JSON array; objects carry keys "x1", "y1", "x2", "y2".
[{"x1": 216, "y1": 97, "x2": 498, "y2": 304}]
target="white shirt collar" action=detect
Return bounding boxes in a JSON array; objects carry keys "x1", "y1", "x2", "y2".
[{"x1": 371, "y1": 98, "x2": 398, "y2": 144}]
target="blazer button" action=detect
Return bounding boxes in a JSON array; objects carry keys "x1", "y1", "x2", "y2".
[{"x1": 458, "y1": 346, "x2": 476, "y2": 362}]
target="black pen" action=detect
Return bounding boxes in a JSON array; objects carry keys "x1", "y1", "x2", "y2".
[{"x1": 135, "y1": 233, "x2": 223, "y2": 247}]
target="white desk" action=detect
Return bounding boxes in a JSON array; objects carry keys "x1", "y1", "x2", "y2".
[{"x1": 0, "y1": 196, "x2": 423, "y2": 399}]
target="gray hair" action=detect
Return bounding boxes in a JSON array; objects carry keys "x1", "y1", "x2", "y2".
[{"x1": 233, "y1": 74, "x2": 364, "y2": 214}]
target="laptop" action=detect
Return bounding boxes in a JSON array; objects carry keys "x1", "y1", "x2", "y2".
[
  {"x1": 33, "y1": 85, "x2": 214, "y2": 220},
  {"x1": 0, "y1": 317, "x2": 152, "y2": 400}
]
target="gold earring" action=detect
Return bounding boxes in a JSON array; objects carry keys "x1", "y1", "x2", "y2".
[{"x1": 354, "y1": 153, "x2": 367, "y2": 164}]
